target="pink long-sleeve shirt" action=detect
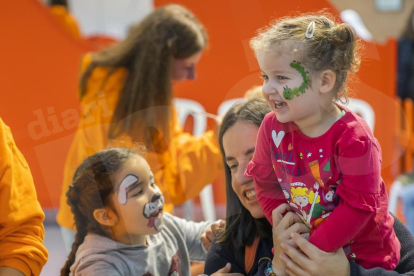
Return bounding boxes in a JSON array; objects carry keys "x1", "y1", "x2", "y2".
[{"x1": 245, "y1": 107, "x2": 400, "y2": 270}]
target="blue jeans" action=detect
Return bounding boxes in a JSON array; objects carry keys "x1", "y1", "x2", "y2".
[{"x1": 403, "y1": 184, "x2": 414, "y2": 235}]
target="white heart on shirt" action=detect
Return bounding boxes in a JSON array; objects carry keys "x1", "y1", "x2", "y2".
[{"x1": 272, "y1": 130, "x2": 285, "y2": 148}]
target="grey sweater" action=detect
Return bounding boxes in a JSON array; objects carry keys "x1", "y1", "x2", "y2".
[{"x1": 70, "y1": 213, "x2": 210, "y2": 276}]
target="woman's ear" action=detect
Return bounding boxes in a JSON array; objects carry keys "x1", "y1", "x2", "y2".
[
  {"x1": 319, "y1": 69, "x2": 336, "y2": 94},
  {"x1": 93, "y1": 208, "x2": 118, "y2": 226}
]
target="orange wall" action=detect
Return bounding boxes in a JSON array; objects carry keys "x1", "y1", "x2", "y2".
[
  {"x1": 0, "y1": 0, "x2": 93, "y2": 208},
  {"x1": 0, "y1": 0, "x2": 399, "y2": 209}
]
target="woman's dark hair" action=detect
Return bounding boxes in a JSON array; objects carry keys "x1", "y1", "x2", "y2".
[
  {"x1": 402, "y1": 8, "x2": 414, "y2": 40},
  {"x1": 60, "y1": 148, "x2": 139, "y2": 276},
  {"x1": 217, "y1": 97, "x2": 272, "y2": 249},
  {"x1": 79, "y1": 4, "x2": 208, "y2": 145}
]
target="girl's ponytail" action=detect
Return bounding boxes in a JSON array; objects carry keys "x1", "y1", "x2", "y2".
[{"x1": 60, "y1": 185, "x2": 89, "y2": 276}]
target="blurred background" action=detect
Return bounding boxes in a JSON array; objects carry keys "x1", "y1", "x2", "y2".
[{"x1": 2, "y1": 0, "x2": 414, "y2": 275}]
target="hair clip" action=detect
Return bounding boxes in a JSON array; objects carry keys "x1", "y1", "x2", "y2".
[{"x1": 305, "y1": 21, "x2": 316, "y2": 39}]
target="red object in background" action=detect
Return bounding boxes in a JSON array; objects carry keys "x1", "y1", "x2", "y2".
[{"x1": 85, "y1": 35, "x2": 118, "y2": 50}]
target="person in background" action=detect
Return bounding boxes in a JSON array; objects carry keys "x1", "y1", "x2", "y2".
[
  {"x1": 204, "y1": 95, "x2": 414, "y2": 276},
  {"x1": 397, "y1": 7, "x2": 414, "y2": 101},
  {"x1": 48, "y1": 0, "x2": 82, "y2": 39},
  {"x1": 56, "y1": 4, "x2": 222, "y2": 250},
  {"x1": 0, "y1": 118, "x2": 48, "y2": 276},
  {"x1": 396, "y1": 7, "x2": 414, "y2": 235}
]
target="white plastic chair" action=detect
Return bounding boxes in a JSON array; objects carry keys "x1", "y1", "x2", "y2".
[
  {"x1": 388, "y1": 180, "x2": 404, "y2": 215},
  {"x1": 342, "y1": 98, "x2": 375, "y2": 132},
  {"x1": 173, "y1": 98, "x2": 216, "y2": 221},
  {"x1": 217, "y1": 98, "x2": 244, "y2": 116}
]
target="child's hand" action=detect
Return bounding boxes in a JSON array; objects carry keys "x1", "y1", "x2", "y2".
[
  {"x1": 271, "y1": 204, "x2": 309, "y2": 276},
  {"x1": 206, "y1": 263, "x2": 243, "y2": 276},
  {"x1": 200, "y1": 219, "x2": 225, "y2": 251}
]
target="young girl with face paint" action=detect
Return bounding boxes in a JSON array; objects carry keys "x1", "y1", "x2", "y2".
[
  {"x1": 60, "y1": 148, "x2": 214, "y2": 276},
  {"x1": 245, "y1": 13, "x2": 400, "y2": 273}
]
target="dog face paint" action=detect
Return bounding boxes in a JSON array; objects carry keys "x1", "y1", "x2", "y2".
[
  {"x1": 143, "y1": 193, "x2": 165, "y2": 231},
  {"x1": 117, "y1": 174, "x2": 139, "y2": 205}
]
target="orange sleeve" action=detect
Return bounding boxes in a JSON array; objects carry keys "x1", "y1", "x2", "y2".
[
  {"x1": 163, "y1": 111, "x2": 223, "y2": 204},
  {"x1": 49, "y1": 6, "x2": 81, "y2": 39},
  {"x1": 0, "y1": 119, "x2": 48, "y2": 276}
]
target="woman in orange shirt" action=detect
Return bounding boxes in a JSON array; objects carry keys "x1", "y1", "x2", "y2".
[
  {"x1": 0, "y1": 118, "x2": 48, "y2": 276},
  {"x1": 57, "y1": 4, "x2": 222, "y2": 249}
]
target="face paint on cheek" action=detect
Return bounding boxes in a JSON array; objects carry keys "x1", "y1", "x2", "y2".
[
  {"x1": 143, "y1": 193, "x2": 165, "y2": 231},
  {"x1": 283, "y1": 61, "x2": 311, "y2": 100},
  {"x1": 117, "y1": 174, "x2": 139, "y2": 205}
]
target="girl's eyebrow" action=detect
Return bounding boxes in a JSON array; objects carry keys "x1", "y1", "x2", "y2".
[
  {"x1": 225, "y1": 147, "x2": 255, "y2": 162},
  {"x1": 117, "y1": 174, "x2": 140, "y2": 204},
  {"x1": 126, "y1": 181, "x2": 142, "y2": 193},
  {"x1": 245, "y1": 147, "x2": 255, "y2": 155}
]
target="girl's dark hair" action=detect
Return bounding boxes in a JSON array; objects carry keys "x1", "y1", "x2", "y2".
[
  {"x1": 216, "y1": 97, "x2": 272, "y2": 249},
  {"x1": 60, "y1": 148, "x2": 139, "y2": 276},
  {"x1": 402, "y1": 8, "x2": 414, "y2": 40},
  {"x1": 79, "y1": 4, "x2": 208, "y2": 145}
]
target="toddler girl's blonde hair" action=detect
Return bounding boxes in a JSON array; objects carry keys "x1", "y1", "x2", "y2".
[{"x1": 250, "y1": 11, "x2": 361, "y2": 102}]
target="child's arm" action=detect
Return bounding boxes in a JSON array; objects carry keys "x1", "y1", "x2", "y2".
[
  {"x1": 245, "y1": 116, "x2": 286, "y2": 224},
  {"x1": 309, "y1": 139, "x2": 382, "y2": 252},
  {"x1": 0, "y1": 120, "x2": 48, "y2": 276},
  {"x1": 165, "y1": 110, "x2": 222, "y2": 205},
  {"x1": 349, "y1": 215, "x2": 414, "y2": 276},
  {"x1": 168, "y1": 213, "x2": 212, "y2": 262}
]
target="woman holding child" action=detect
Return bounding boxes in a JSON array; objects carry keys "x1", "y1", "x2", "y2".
[{"x1": 205, "y1": 95, "x2": 414, "y2": 276}]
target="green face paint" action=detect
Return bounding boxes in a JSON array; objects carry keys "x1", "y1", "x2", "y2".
[{"x1": 283, "y1": 61, "x2": 311, "y2": 100}]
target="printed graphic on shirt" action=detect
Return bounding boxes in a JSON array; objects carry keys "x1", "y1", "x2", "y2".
[
  {"x1": 141, "y1": 251, "x2": 181, "y2": 276},
  {"x1": 168, "y1": 251, "x2": 181, "y2": 276},
  {"x1": 271, "y1": 130, "x2": 285, "y2": 148},
  {"x1": 269, "y1": 128, "x2": 340, "y2": 229}
]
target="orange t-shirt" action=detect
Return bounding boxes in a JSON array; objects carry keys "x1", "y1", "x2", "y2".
[
  {"x1": 0, "y1": 118, "x2": 48, "y2": 276},
  {"x1": 49, "y1": 5, "x2": 81, "y2": 39},
  {"x1": 57, "y1": 55, "x2": 222, "y2": 230}
]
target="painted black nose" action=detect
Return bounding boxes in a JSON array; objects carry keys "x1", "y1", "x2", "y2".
[{"x1": 151, "y1": 193, "x2": 161, "y2": 202}]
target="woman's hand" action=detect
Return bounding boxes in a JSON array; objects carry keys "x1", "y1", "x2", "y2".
[
  {"x1": 0, "y1": 266, "x2": 25, "y2": 276},
  {"x1": 280, "y1": 233, "x2": 350, "y2": 276},
  {"x1": 206, "y1": 263, "x2": 243, "y2": 276},
  {"x1": 200, "y1": 219, "x2": 225, "y2": 251},
  {"x1": 271, "y1": 204, "x2": 310, "y2": 276}
]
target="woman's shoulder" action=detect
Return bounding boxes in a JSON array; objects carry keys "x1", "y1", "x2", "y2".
[{"x1": 80, "y1": 54, "x2": 126, "y2": 105}]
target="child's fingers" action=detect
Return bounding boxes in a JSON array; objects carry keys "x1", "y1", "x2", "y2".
[
  {"x1": 271, "y1": 203, "x2": 292, "y2": 225},
  {"x1": 273, "y1": 212, "x2": 309, "y2": 246},
  {"x1": 211, "y1": 219, "x2": 225, "y2": 235},
  {"x1": 200, "y1": 232, "x2": 212, "y2": 251}
]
